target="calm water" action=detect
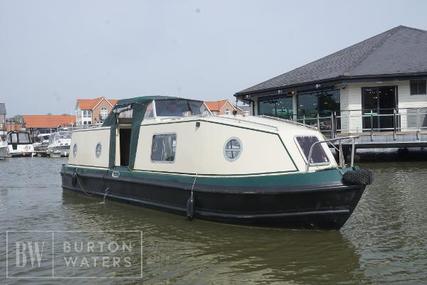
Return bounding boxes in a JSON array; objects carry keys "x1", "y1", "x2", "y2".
[{"x1": 0, "y1": 157, "x2": 426, "y2": 284}]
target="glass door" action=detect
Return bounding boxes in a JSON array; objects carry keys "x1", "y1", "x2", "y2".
[{"x1": 362, "y1": 86, "x2": 397, "y2": 131}]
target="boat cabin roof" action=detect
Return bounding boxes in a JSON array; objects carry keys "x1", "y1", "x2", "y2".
[
  {"x1": 103, "y1": 96, "x2": 209, "y2": 126},
  {"x1": 112, "y1": 96, "x2": 196, "y2": 109}
]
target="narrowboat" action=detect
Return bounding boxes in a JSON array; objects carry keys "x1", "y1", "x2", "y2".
[
  {"x1": 7, "y1": 131, "x2": 34, "y2": 157},
  {"x1": 61, "y1": 96, "x2": 373, "y2": 230}
]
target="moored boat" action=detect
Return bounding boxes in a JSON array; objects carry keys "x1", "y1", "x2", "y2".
[
  {"x1": 0, "y1": 132, "x2": 8, "y2": 159},
  {"x1": 47, "y1": 130, "x2": 72, "y2": 157},
  {"x1": 61, "y1": 96, "x2": 373, "y2": 229},
  {"x1": 7, "y1": 131, "x2": 34, "y2": 157}
]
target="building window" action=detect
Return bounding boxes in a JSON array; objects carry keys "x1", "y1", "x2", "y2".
[
  {"x1": 100, "y1": 107, "x2": 109, "y2": 120},
  {"x1": 295, "y1": 136, "x2": 329, "y2": 164},
  {"x1": 410, "y1": 80, "x2": 426, "y2": 95},
  {"x1": 83, "y1": 110, "x2": 92, "y2": 118},
  {"x1": 258, "y1": 96, "x2": 293, "y2": 119},
  {"x1": 151, "y1": 134, "x2": 177, "y2": 162},
  {"x1": 297, "y1": 89, "x2": 340, "y2": 119}
]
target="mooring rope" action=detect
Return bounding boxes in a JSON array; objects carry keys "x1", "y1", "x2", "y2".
[
  {"x1": 186, "y1": 173, "x2": 198, "y2": 220},
  {"x1": 75, "y1": 170, "x2": 91, "y2": 196}
]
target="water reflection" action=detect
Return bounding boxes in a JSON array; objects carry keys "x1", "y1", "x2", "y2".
[{"x1": 62, "y1": 191, "x2": 366, "y2": 284}]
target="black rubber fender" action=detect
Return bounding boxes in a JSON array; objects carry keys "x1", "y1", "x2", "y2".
[
  {"x1": 186, "y1": 197, "x2": 194, "y2": 220},
  {"x1": 71, "y1": 171, "x2": 78, "y2": 187},
  {"x1": 342, "y1": 169, "x2": 373, "y2": 186}
]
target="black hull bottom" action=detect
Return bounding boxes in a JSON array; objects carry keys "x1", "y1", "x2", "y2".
[{"x1": 61, "y1": 170, "x2": 365, "y2": 230}]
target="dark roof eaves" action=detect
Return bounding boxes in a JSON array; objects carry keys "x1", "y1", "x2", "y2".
[{"x1": 234, "y1": 72, "x2": 427, "y2": 97}]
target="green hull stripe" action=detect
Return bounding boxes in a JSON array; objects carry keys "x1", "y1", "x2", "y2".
[{"x1": 63, "y1": 165, "x2": 345, "y2": 188}]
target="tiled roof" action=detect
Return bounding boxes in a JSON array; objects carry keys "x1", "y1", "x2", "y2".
[
  {"x1": 76, "y1": 97, "x2": 117, "y2": 110},
  {"x1": 23, "y1": 115, "x2": 76, "y2": 128},
  {"x1": 236, "y1": 26, "x2": 427, "y2": 95},
  {"x1": 204, "y1": 100, "x2": 228, "y2": 112}
]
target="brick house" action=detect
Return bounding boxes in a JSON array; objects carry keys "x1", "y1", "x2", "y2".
[
  {"x1": 75, "y1": 97, "x2": 118, "y2": 125},
  {"x1": 204, "y1": 99, "x2": 243, "y2": 115}
]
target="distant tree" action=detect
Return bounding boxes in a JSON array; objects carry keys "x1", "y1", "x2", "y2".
[{"x1": 12, "y1": 115, "x2": 23, "y2": 123}]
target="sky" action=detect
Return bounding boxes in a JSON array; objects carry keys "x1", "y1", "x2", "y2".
[{"x1": 1, "y1": 0, "x2": 427, "y2": 116}]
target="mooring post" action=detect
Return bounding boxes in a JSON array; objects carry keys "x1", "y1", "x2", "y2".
[
  {"x1": 416, "y1": 108, "x2": 421, "y2": 141},
  {"x1": 393, "y1": 109, "x2": 397, "y2": 141},
  {"x1": 330, "y1": 112, "x2": 335, "y2": 139},
  {"x1": 351, "y1": 137, "x2": 356, "y2": 168},
  {"x1": 316, "y1": 113, "x2": 320, "y2": 130},
  {"x1": 370, "y1": 111, "x2": 374, "y2": 142}
]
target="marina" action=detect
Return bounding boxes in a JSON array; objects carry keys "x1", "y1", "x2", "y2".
[{"x1": 1, "y1": 1, "x2": 427, "y2": 283}]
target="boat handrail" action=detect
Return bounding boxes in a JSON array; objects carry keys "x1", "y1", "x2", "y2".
[
  {"x1": 258, "y1": 115, "x2": 318, "y2": 130},
  {"x1": 215, "y1": 115, "x2": 279, "y2": 131},
  {"x1": 306, "y1": 136, "x2": 359, "y2": 172}
]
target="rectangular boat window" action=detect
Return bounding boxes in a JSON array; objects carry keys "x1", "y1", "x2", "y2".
[
  {"x1": 296, "y1": 136, "x2": 329, "y2": 164},
  {"x1": 18, "y1": 133, "x2": 30, "y2": 144},
  {"x1": 144, "y1": 102, "x2": 155, "y2": 119},
  {"x1": 8, "y1": 133, "x2": 17, "y2": 144},
  {"x1": 155, "y1": 99, "x2": 208, "y2": 117},
  {"x1": 151, "y1": 134, "x2": 177, "y2": 162}
]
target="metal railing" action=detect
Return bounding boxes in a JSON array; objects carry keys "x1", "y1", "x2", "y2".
[
  {"x1": 293, "y1": 107, "x2": 427, "y2": 138},
  {"x1": 259, "y1": 115, "x2": 317, "y2": 130},
  {"x1": 306, "y1": 136, "x2": 358, "y2": 172}
]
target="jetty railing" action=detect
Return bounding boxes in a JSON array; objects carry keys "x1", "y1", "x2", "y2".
[
  {"x1": 306, "y1": 136, "x2": 358, "y2": 172},
  {"x1": 294, "y1": 107, "x2": 427, "y2": 138}
]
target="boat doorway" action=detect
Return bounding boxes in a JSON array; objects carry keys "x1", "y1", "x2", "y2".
[
  {"x1": 119, "y1": 127, "x2": 132, "y2": 166},
  {"x1": 362, "y1": 86, "x2": 398, "y2": 131}
]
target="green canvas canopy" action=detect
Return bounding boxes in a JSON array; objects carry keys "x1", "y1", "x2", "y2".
[{"x1": 102, "y1": 95, "x2": 203, "y2": 169}]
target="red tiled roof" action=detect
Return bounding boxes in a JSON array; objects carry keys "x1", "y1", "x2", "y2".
[
  {"x1": 23, "y1": 115, "x2": 76, "y2": 129},
  {"x1": 204, "y1": 100, "x2": 228, "y2": 112},
  {"x1": 76, "y1": 97, "x2": 117, "y2": 110}
]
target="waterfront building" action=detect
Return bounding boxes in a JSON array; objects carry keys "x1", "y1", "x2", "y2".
[
  {"x1": 235, "y1": 26, "x2": 427, "y2": 137},
  {"x1": 22, "y1": 114, "x2": 75, "y2": 138},
  {"x1": 75, "y1": 97, "x2": 117, "y2": 125},
  {"x1": 204, "y1": 99, "x2": 244, "y2": 115}
]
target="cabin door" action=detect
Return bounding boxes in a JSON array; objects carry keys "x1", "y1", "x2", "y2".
[
  {"x1": 362, "y1": 86, "x2": 398, "y2": 131},
  {"x1": 117, "y1": 127, "x2": 132, "y2": 166}
]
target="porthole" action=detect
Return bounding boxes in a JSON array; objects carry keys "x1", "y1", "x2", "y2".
[
  {"x1": 72, "y1": 143, "x2": 78, "y2": 158},
  {"x1": 224, "y1": 138, "x2": 242, "y2": 161},
  {"x1": 95, "y1": 143, "x2": 102, "y2": 158}
]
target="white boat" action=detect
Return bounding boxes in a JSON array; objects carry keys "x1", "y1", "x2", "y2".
[
  {"x1": 7, "y1": 131, "x2": 34, "y2": 157},
  {"x1": 61, "y1": 96, "x2": 373, "y2": 229},
  {"x1": 47, "y1": 131, "x2": 72, "y2": 157},
  {"x1": 33, "y1": 133, "x2": 52, "y2": 156},
  {"x1": 0, "y1": 132, "x2": 8, "y2": 159}
]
